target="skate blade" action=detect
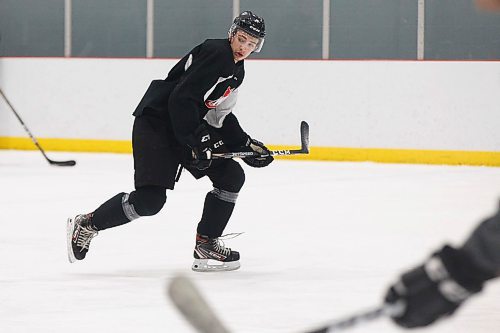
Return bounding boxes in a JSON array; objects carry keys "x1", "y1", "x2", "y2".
[
  {"x1": 66, "y1": 217, "x2": 77, "y2": 263},
  {"x1": 191, "y1": 259, "x2": 240, "y2": 272}
]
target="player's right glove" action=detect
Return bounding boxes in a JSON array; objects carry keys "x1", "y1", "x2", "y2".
[
  {"x1": 384, "y1": 245, "x2": 495, "y2": 329},
  {"x1": 189, "y1": 124, "x2": 212, "y2": 171},
  {"x1": 240, "y1": 137, "x2": 274, "y2": 168}
]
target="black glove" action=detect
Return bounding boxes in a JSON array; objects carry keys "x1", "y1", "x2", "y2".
[
  {"x1": 240, "y1": 137, "x2": 274, "y2": 168},
  {"x1": 385, "y1": 245, "x2": 494, "y2": 329},
  {"x1": 189, "y1": 125, "x2": 212, "y2": 171}
]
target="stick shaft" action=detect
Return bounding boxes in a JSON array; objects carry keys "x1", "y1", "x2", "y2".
[
  {"x1": 212, "y1": 148, "x2": 307, "y2": 159},
  {"x1": 0, "y1": 89, "x2": 45, "y2": 150},
  {"x1": 305, "y1": 303, "x2": 403, "y2": 333},
  {"x1": 0, "y1": 88, "x2": 76, "y2": 166}
]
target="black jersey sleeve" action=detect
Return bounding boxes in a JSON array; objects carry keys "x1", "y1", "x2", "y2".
[
  {"x1": 462, "y1": 204, "x2": 500, "y2": 276},
  {"x1": 215, "y1": 113, "x2": 249, "y2": 148},
  {"x1": 168, "y1": 41, "x2": 233, "y2": 148}
]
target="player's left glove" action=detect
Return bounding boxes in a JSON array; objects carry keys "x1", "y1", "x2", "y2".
[
  {"x1": 240, "y1": 137, "x2": 274, "y2": 168},
  {"x1": 189, "y1": 124, "x2": 213, "y2": 171},
  {"x1": 384, "y1": 245, "x2": 495, "y2": 329}
]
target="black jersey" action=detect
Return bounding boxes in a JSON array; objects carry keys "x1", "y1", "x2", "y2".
[{"x1": 134, "y1": 39, "x2": 248, "y2": 149}]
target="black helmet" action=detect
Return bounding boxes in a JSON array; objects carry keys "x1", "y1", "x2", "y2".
[{"x1": 228, "y1": 11, "x2": 266, "y2": 52}]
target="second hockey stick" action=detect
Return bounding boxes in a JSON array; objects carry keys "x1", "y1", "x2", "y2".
[
  {"x1": 168, "y1": 274, "x2": 404, "y2": 333},
  {"x1": 0, "y1": 88, "x2": 76, "y2": 166},
  {"x1": 211, "y1": 120, "x2": 309, "y2": 159}
]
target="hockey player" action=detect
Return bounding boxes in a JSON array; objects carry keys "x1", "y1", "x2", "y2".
[
  {"x1": 67, "y1": 11, "x2": 273, "y2": 272},
  {"x1": 384, "y1": 202, "x2": 500, "y2": 328},
  {"x1": 384, "y1": 2, "x2": 500, "y2": 325}
]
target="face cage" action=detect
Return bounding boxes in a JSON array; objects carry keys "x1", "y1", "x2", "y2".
[{"x1": 228, "y1": 25, "x2": 265, "y2": 53}]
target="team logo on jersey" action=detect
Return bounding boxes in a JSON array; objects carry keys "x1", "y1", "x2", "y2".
[{"x1": 205, "y1": 86, "x2": 232, "y2": 109}]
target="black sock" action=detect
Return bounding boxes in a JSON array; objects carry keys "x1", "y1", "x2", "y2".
[
  {"x1": 91, "y1": 193, "x2": 131, "y2": 231},
  {"x1": 197, "y1": 192, "x2": 235, "y2": 238}
]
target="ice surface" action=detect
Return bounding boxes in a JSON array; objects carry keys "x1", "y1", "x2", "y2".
[{"x1": 1, "y1": 150, "x2": 500, "y2": 333}]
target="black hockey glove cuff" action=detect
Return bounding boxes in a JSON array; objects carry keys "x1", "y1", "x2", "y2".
[
  {"x1": 384, "y1": 245, "x2": 494, "y2": 329},
  {"x1": 188, "y1": 124, "x2": 212, "y2": 171},
  {"x1": 240, "y1": 137, "x2": 274, "y2": 168}
]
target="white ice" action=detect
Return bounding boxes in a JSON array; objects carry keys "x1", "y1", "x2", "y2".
[{"x1": 1, "y1": 150, "x2": 500, "y2": 333}]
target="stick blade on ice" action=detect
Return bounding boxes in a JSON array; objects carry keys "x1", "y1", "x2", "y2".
[
  {"x1": 168, "y1": 275, "x2": 231, "y2": 333},
  {"x1": 48, "y1": 158, "x2": 76, "y2": 167}
]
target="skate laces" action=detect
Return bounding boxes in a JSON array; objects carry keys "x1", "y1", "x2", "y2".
[
  {"x1": 74, "y1": 216, "x2": 98, "y2": 250},
  {"x1": 76, "y1": 225, "x2": 98, "y2": 250},
  {"x1": 211, "y1": 232, "x2": 244, "y2": 256},
  {"x1": 219, "y1": 232, "x2": 244, "y2": 240}
]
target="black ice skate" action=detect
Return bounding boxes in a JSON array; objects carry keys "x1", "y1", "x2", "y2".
[
  {"x1": 192, "y1": 233, "x2": 240, "y2": 272},
  {"x1": 67, "y1": 214, "x2": 98, "y2": 263}
]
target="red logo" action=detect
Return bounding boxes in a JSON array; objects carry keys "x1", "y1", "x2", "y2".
[{"x1": 205, "y1": 86, "x2": 232, "y2": 109}]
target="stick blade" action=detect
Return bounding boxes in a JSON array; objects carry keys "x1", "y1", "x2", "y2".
[
  {"x1": 300, "y1": 121, "x2": 310, "y2": 153},
  {"x1": 49, "y1": 159, "x2": 76, "y2": 167},
  {"x1": 168, "y1": 275, "x2": 231, "y2": 333}
]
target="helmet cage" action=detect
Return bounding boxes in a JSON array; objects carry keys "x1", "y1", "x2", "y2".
[
  {"x1": 228, "y1": 25, "x2": 265, "y2": 53},
  {"x1": 228, "y1": 11, "x2": 266, "y2": 53}
]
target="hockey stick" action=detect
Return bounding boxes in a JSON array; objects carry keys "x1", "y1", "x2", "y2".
[
  {"x1": 168, "y1": 274, "x2": 404, "y2": 333},
  {"x1": 211, "y1": 121, "x2": 309, "y2": 159},
  {"x1": 0, "y1": 88, "x2": 76, "y2": 166}
]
